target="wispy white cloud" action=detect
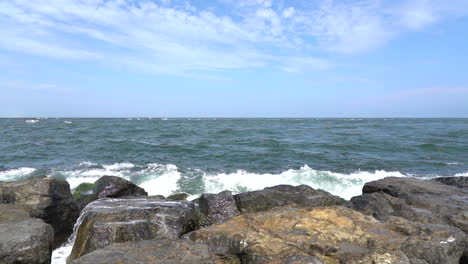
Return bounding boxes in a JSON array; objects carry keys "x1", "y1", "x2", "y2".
[{"x1": 0, "y1": 0, "x2": 466, "y2": 75}]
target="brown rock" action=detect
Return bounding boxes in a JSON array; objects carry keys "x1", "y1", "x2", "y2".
[
  {"x1": 190, "y1": 206, "x2": 411, "y2": 264},
  {"x1": 69, "y1": 239, "x2": 230, "y2": 264}
]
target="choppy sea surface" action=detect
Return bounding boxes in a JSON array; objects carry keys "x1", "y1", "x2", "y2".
[{"x1": 1, "y1": 118, "x2": 467, "y2": 201}]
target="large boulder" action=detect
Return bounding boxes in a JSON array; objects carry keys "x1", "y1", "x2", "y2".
[
  {"x1": 69, "y1": 239, "x2": 228, "y2": 264},
  {"x1": 431, "y1": 176, "x2": 468, "y2": 189},
  {"x1": 348, "y1": 177, "x2": 468, "y2": 262},
  {"x1": 69, "y1": 196, "x2": 198, "y2": 260},
  {"x1": 72, "y1": 176, "x2": 148, "y2": 210},
  {"x1": 199, "y1": 190, "x2": 240, "y2": 226},
  {"x1": 233, "y1": 184, "x2": 345, "y2": 214},
  {"x1": 191, "y1": 206, "x2": 405, "y2": 263},
  {"x1": 0, "y1": 178, "x2": 79, "y2": 247},
  {"x1": 190, "y1": 206, "x2": 465, "y2": 263},
  {"x1": 0, "y1": 204, "x2": 54, "y2": 264},
  {"x1": 93, "y1": 176, "x2": 147, "y2": 198},
  {"x1": 348, "y1": 177, "x2": 468, "y2": 231}
]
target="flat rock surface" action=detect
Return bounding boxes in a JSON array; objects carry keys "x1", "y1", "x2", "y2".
[
  {"x1": 234, "y1": 185, "x2": 345, "y2": 214},
  {"x1": 69, "y1": 197, "x2": 198, "y2": 260},
  {"x1": 190, "y1": 206, "x2": 412, "y2": 263},
  {"x1": 70, "y1": 239, "x2": 228, "y2": 264}
]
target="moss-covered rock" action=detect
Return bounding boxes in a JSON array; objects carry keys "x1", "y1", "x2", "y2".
[
  {"x1": 73, "y1": 183, "x2": 98, "y2": 210},
  {"x1": 73, "y1": 183, "x2": 95, "y2": 200},
  {"x1": 167, "y1": 192, "x2": 189, "y2": 200}
]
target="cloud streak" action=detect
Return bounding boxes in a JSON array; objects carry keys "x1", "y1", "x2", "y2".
[{"x1": 0, "y1": 0, "x2": 467, "y2": 75}]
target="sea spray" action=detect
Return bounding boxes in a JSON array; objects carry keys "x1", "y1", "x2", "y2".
[{"x1": 51, "y1": 200, "x2": 97, "y2": 264}]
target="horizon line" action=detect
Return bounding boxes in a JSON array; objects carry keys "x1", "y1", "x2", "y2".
[{"x1": 1, "y1": 117, "x2": 467, "y2": 119}]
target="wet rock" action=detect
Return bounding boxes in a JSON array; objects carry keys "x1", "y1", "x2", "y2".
[
  {"x1": 190, "y1": 206, "x2": 413, "y2": 263},
  {"x1": 431, "y1": 176, "x2": 468, "y2": 189},
  {"x1": 167, "y1": 192, "x2": 189, "y2": 200},
  {"x1": 69, "y1": 197, "x2": 198, "y2": 260},
  {"x1": 234, "y1": 185, "x2": 345, "y2": 213},
  {"x1": 69, "y1": 239, "x2": 229, "y2": 264},
  {"x1": 0, "y1": 177, "x2": 79, "y2": 247},
  {"x1": 0, "y1": 204, "x2": 54, "y2": 264},
  {"x1": 93, "y1": 176, "x2": 147, "y2": 198},
  {"x1": 199, "y1": 190, "x2": 240, "y2": 226},
  {"x1": 72, "y1": 176, "x2": 148, "y2": 210}
]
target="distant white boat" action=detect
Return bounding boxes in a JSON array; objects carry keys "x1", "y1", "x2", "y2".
[
  {"x1": 25, "y1": 120, "x2": 39, "y2": 123},
  {"x1": 64, "y1": 121, "x2": 73, "y2": 124}
]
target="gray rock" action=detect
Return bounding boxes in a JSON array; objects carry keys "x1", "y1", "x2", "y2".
[
  {"x1": 73, "y1": 176, "x2": 148, "y2": 210},
  {"x1": 69, "y1": 196, "x2": 198, "y2": 260},
  {"x1": 69, "y1": 239, "x2": 228, "y2": 264},
  {"x1": 349, "y1": 177, "x2": 468, "y2": 230},
  {"x1": 0, "y1": 204, "x2": 54, "y2": 264},
  {"x1": 93, "y1": 176, "x2": 148, "y2": 198},
  {"x1": 385, "y1": 217, "x2": 466, "y2": 264},
  {"x1": 0, "y1": 178, "x2": 79, "y2": 247},
  {"x1": 348, "y1": 177, "x2": 468, "y2": 263},
  {"x1": 199, "y1": 190, "x2": 240, "y2": 226},
  {"x1": 234, "y1": 184, "x2": 345, "y2": 213},
  {"x1": 431, "y1": 176, "x2": 468, "y2": 189}
]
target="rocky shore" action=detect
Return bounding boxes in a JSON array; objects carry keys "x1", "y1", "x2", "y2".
[{"x1": 1, "y1": 175, "x2": 467, "y2": 263}]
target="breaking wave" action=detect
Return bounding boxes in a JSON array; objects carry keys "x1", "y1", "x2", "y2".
[{"x1": 2, "y1": 162, "x2": 466, "y2": 201}]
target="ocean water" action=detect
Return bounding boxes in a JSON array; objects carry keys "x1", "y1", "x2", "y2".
[{"x1": 1, "y1": 118, "x2": 467, "y2": 201}]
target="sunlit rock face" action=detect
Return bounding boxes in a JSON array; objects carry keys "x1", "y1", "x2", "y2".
[
  {"x1": 68, "y1": 197, "x2": 198, "y2": 260},
  {"x1": 190, "y1": 206, "x2": 465, "y2": 264},
  {"x1": 69, "y1": 239, "x2": 228, "y2": 264}
]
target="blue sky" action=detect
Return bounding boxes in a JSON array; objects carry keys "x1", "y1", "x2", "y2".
[{"x1": 1, "y1": 0, "x2": 467, "y2": 117}]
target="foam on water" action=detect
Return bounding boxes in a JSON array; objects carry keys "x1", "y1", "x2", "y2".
[
  {"x1": 25, "y1": 119, "x2": 39, "y2": 123},
  {"x1": 200, "y1": 165, "x2": 407, "y2": 200},
  {"x1": 2, "y1": 162, "x2": 465, "y2": 201},
  {"x1": 0, "y1": 167, "x2": 36, "y2": 181},
  {"x1": 139, "y1": 163, "x2": 180, "y2": 197}
]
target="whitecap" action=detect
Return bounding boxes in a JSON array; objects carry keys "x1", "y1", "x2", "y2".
[
  {"x1": 64, "y1": 121, "x2": 72, "y2": 124},
  {"x1": 200, "y1": 165, "x2": 407, "y2": 200},
  {"x1": 0, "y1": 167, "x2": 36, "y2": 181},
  {"x1": 25, "y1": 119, "x2": 39, "y2": 123}
]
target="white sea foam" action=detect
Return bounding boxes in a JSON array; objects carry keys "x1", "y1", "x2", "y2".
[
  {"x1": 102, "y1": 162, "x2": 135, "y2": 171},
  {"x1": 77, "y1": 161, "x2": 99, "y2": 167},
  {"x1": 54, "y1": 162, "x2": 135, "y2": 189},
  {"x1": 455, "y1": 172, "x2": 468, "y2": 176},
  {"x1": 64, "y1": 121, "x2": 72, "y2": 124},
  {"x1": 139, "y1": 164, "x2": 180, "y2": 197},
  {"x1": 201, "y1": 165, "x2": 407, "y2": 200},
  {"x1": 0, "y1": 167, "x2": 36, "y2": 181},
  {"x1": 25, "y1": 119, "x2": 39, "y2": 123}
]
